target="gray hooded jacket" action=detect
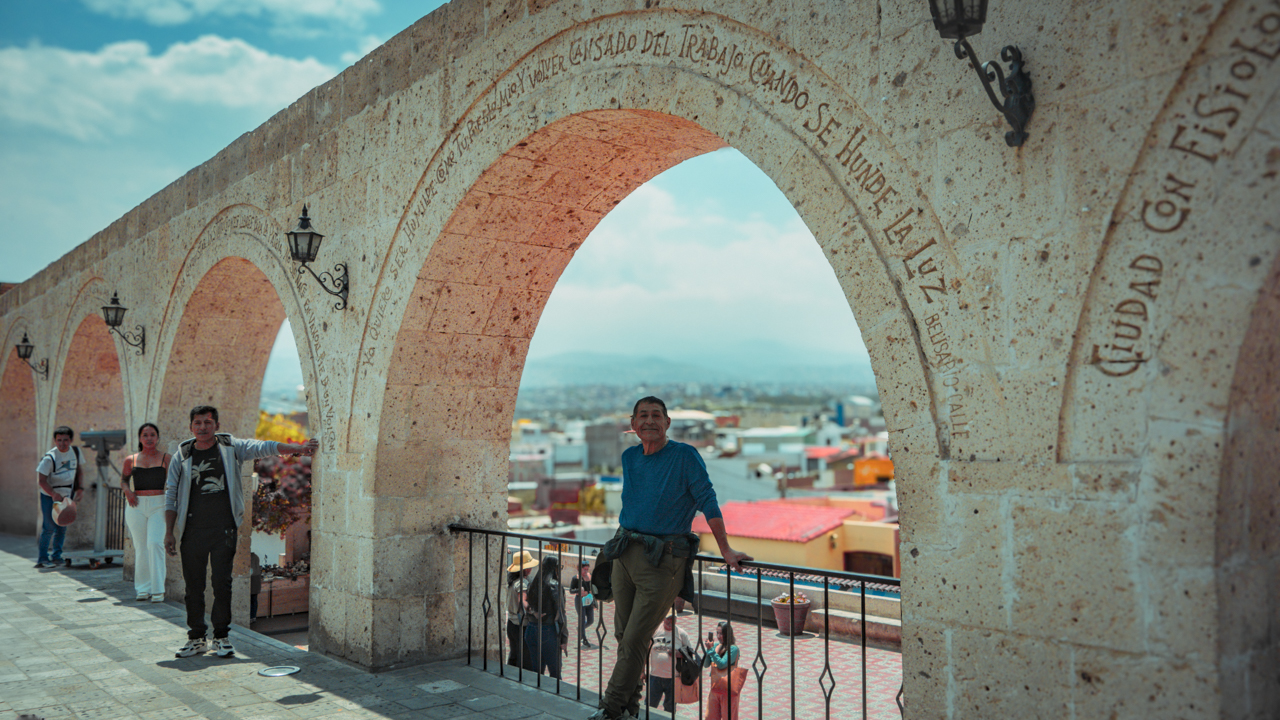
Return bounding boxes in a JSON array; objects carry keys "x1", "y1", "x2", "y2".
[{"x1": 164, "y1": 433, "x2": 282, "y2": 539}]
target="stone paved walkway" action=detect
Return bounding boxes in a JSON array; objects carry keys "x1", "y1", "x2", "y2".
[
  {"x1": 0, "y1": 533, "x2": 903, "y2": 720},
  {"x1": 0, "y1": 534, "x2": 591, "y2": 720}
]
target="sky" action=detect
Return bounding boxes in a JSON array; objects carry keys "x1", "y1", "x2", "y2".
[{"x1": 0, "y1": 0, "x2": 870, "y2": 389}]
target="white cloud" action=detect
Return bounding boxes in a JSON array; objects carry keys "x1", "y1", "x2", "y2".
[
  {"x1": 340, "y1": 34, "x2": 387, "y2": 66},
  {"x1": 81, "y1": 0, "x2": 380, "y2": 26},
  {"x1": 0, "y1": 37, "x2": 336, "y2": 140},
  {"x1": 530, "y1": 172, "x2": 865, "y2": 361}
]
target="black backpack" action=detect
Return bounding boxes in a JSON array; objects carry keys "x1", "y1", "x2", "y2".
[{"x1": 530, "y1": 576, "x2": 559, "y2": 622}]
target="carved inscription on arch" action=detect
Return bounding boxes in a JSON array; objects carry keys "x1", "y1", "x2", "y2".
[
  {"x1": 365, "y1": 12, "x2": 978, "y2": 453},
  {"x1": 1064, "y1": 1, "x2": 1280, "y2": 459},
  {"x1": 174, "y1": 207, "x2": 339, "y2": 450}
]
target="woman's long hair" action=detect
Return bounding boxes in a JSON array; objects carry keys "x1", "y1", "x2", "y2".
[
  {"x1": 137, "y1": 422, "x2": 160, "y2": 452},
  {"x1": 528, "y1": 555, "x2": 561, "y2": 616},
  {"x1": 719, "y1": 620, "x2": 736, "y2": 652}
]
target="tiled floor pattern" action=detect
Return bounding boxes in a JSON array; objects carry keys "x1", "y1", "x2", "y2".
[
  {"x1": 481, "y1": 602, "x2": 904, "y2": 719},
  {"x1": 0, "y1": 532, "x2": 903, "y2": 720},
  {"x1": 0, "y1": 534, "x2": 589, "y2": 720}
]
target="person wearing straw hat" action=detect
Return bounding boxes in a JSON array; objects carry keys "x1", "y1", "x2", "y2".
[{"x1": 506, "y1": 550, "x2": 539, "y2": 669}]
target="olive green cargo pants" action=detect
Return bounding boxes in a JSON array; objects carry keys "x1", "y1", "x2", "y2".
[{"x1": 601, "y1": 541, "x2": 687, "y2": 718}]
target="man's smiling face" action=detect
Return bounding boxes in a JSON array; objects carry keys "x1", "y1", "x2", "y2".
[{"x1": 630, "y1": 402, "x2": 670, "y2": 444}]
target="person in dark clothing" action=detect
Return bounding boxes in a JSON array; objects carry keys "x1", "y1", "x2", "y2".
[
  {"x1": 164, "y1": 405, "x2": 316, "y2": 659},
  {"x1": 523, "y1": 555, "x2": 568, "y2": 678},
  {"x1": 568, "y1": 559, "x2": 596, "y2": 647}
]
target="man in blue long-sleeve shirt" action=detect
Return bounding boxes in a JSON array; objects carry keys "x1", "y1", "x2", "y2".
[{"x1": 589, "y1": 397, "x2": 751, "y2": 720}]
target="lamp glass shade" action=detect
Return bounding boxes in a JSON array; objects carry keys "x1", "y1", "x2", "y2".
[
  {"x1": 16, "y1": 333, "x2": 33, "y2": 360},
  {"x1": 287, "y1": 206, "x2": 325, "y2": 264},
  {"x1": 101, "y1": 293, "x2": 127, "y2": 328},
  {"x1": 927, "y1": 0, "x2": 988, "y2": 39}
]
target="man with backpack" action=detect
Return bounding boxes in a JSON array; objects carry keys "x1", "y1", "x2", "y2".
[
  {"x1": 588, "y1": 397, "x2": 752, "y2": 720},
  {"x1": 163, "y1": 405, "x2": 317, "y2": 660},
  {"x1": 35, "y1": 425, "x2": 84, "y2": 568}
]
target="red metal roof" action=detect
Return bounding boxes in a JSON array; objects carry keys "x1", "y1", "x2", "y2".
[
  {"x1": 805, "y1": 446, "x2": 860, "y2": 461},
  {"x1": 692, "y1": 501, "x2": 855, "y2": 543}
]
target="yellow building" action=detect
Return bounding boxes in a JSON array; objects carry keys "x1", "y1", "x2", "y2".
[{"x1": 692, "y1": 500, "x2": 899, "y2": 578}]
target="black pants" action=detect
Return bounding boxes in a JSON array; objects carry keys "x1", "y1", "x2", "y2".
[
  {"x1": 576, "y1": 599, "x2": 595, "y2": 643},
  {"x1": 180, "y1": 525, "x2": 236, "y2": 640}
]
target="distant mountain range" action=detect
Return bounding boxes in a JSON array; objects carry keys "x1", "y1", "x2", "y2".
[
  {"x1": 519, "y1": 349, "x2": 876, "y2": 388},
  {"x1": 260, "y1": 345, "x2": 877, "y2": 407}
]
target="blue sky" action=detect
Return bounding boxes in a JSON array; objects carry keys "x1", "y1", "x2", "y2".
[{"x1": 0, "y1": 0, "x2": 869, "y2": 382}]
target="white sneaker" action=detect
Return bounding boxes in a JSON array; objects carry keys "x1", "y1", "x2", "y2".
[
  {"x1": 135, "y1": 592, "x2": 150, "y2": 601},
  {"x1": 175, "y1": 638, "x2": 207, "y2": 658},
  {"x1": 150, "y1": 594, "x2": 165, "y2": 603},
  {"x1": 211, "y1": 637, "x2": 235, "y2": 658}
]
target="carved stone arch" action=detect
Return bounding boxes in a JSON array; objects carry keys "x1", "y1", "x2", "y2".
[
  {"x1": 49, "y1": 277, "x2": 135, "y2": 426},
  {"x1": 331, "y1": 7, "x2": 1025, "y2": 670},
  {"x1": 151, "y1": 204, "x2": 325, "y2": 445},
  {"x1": 0, "y1": 318, "x2": 41, "y2": 535},
  {"x1": 354, "y1": 10, "x2": 1012, "y2": 473},
  {"x1": 44, "y1": 278, "x2": 129, "y2": 555},
  {"x1": 150, "y1": 203, "x2": 329, "y2": 617}
]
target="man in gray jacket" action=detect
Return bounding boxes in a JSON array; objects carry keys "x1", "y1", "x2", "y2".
[{"x1": 164, "y1": 405, "x2": 317, "y2": 659}]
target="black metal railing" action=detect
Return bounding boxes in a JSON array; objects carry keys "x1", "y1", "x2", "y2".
[
  {"x1": 449, "y1": 524, "x2": 903, "y2": 719},
  {"x1": 104, "y1": 487, "x2": 126, "y2": 551}
]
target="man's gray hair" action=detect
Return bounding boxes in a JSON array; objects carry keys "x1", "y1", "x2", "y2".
[{"x1": 632, "y1": 396, "x2": 668, "y2": 417}]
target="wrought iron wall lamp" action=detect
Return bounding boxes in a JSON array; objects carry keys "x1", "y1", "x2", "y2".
[
  {"x1": 286, "y1": 205, "x2": 349, "y2": 311},
  {"x1": 101, "y1": 292, "x2": 146, "y2": 355},
  {"x1": 15, "y1": 332, "x2": 49, "y2": 380},
  {"x1": 927, "y1": 0, "x2": 1035, "y2": 147}
]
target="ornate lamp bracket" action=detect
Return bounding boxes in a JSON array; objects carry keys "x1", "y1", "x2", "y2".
[
  {"x1": 109, "y1": 325, "x2": 147, "y2": 355},
  {"x1": 297, "y1": 262, "x2": 350, "y2": 311},
  {"x1": 954, "y1": 38, "x2": 1035, "y2": 147}
]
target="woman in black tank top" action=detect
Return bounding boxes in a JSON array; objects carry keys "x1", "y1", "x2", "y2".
[{"x1": 122, "y1": 423, "x2": 171, "y2": 602}]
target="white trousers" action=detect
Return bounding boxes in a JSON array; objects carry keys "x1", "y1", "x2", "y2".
[{"x1": 124, "y1": 494, "x2": 167, "y2": 595}]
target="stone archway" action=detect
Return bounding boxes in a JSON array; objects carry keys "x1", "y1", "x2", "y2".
[
  {"x1": 153, "y1": 256, "x2": 290, "y2": 615},
  {"x1": 0, "y1": 344, "x2": 39, "y2": 535},
  {"x1": 53, "y1": 313, "x2": 126, "y2": 552},
  {"x1": 156, "y1": 257, "x2": 287, "y2": 441},
  {"x1": 0, "y1": 0, "x2": 1274, "y2": 715}
]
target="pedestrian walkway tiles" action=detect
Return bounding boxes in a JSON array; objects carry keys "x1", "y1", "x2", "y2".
[
  {"x1": 481, "y1": 602, "x2": 903, "y2": 720},
  {"x1": 0, "y1": 535, "x2": 586, "y2": 720},
  {"x1": 0, "y1": 535, "x2": 903, "y2": 720}
]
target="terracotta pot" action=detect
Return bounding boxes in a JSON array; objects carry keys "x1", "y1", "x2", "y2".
[{"x1": 771, "y1": 599, "x2": 811, "y2": 636}]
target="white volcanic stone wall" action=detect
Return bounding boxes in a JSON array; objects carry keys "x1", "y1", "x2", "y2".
[{"x1": 0, "y1": 0, "x2": 1275, "y2": 716}]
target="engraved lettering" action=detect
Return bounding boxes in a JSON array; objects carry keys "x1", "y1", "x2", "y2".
[
  {"x1": 883, "y1": 207, "x2": 916, "y2": 245},
  {"x1": 1129, "y1": 255, "x2": 1164, "y2": 274},
  {"x1": 1193, "y1": 92, "x2": 1242, "y2": 128},
  {"x1": 1141, "y1": 199, "x2": 1189, "y2": 233},
  {"x1": 1168, "y1": 124, "x2": 1220, "y2": 164}
]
